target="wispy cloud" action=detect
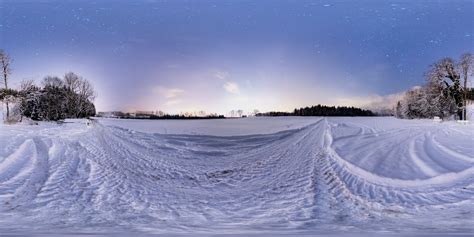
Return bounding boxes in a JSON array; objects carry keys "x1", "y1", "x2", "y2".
[
  {"x1": 223, "y1": 82, "x2": 240, "y2": 94},
  {"x1": 214, "y1": 70, "x2": 229, "y2": 80},
  {"x1": 154, "y1": 86, "x2": 185, "y2": 98},
  {"x1": 164, "y1": 99, "x2": 182, "y2": 106},
  {"x1": 213, "y1": 70, "x2": 241, "y2": 94},
  {"x1": 151, "y1": 86, "x2": 185, "y2": 108}
]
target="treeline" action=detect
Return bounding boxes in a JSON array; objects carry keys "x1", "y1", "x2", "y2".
[
  {"x1": 395, "y1": 53, "x2": 473, "y2": 120},
  {"x1": 97, "y1": 111, "x2": 225, "y2": 120},
  {"x1": 257, "y1": 104, "x2": 374, "y2": 117},
  {"x1": 1, "y1": 72, "x2": 96, "y2": 121},
  {"x1": 121, "y1": 114, "x2": 225, "y2": 120}
]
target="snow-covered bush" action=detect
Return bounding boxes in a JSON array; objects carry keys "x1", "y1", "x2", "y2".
[
  {"x1": 396, "y1": 85, "x2": 458, "y2": 119},
  {"x1": 1, "y1": 73, "x2": 96, "y2": 122},
  {"x1": 396, "y1": 54, "x2": 472, "y2": 120},
  {"x1": 18, "y1": 82, "x2": 96, "y2": 121},
  {"x1": 0, "y1": 88, "x2": 21, "y2": 123}
]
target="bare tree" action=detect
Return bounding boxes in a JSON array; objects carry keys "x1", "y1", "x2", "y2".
[
  {"x1": 64, "y1": 72, "x2": 81, "y2": 92},
  {"x1": 156, "y1": 110, "x2": 165, "y2": 117},
  {"x1": 198, "y1": 110, "x2": 206, "y2": 117},
  {"x1": 76, "y1": 77, "x2": 96, "y2": 116},
  {"x1": 0, "y1": 49, "x2": 12, "y2": 120},
  {"x1": 42, "y1": 75, "x2": 63, "y2": 88},
  {"x1": 62, "y1": 72, "x2": 96, "y2": 117},
  {"x1": 252, "y1": 109, "x2": 260, "y2": 116},
  {"x1": 459, "y1": 53, "x2": 473, "y2": 120},
  {"x1": 20, "y1": 79, "x2": 36, "y2": 92},
  {"x1": 236, "y1": 109, "x2": 243, "y2": 117}
]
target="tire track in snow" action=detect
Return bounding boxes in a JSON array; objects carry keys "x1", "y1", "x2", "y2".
[
  {"x1": 427, "y1": 133, "x2": 474, "y2": 163},
  {"x1": 324, "y1": 119, "x2": 474, "y2": 207},
  {"x1": 0, "y1": 118, "x2": 473, "y2": 233},
  {"x1": 408, "y1": 134, "x2": 440, "y2": 177},
  {"x1": 0, "y1": 139, "x2": 36, "y2": 184},
  {"x1": 1, "y1": 138, "x2": 50, "y2": 210}
]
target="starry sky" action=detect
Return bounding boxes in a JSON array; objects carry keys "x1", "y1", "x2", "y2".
[{"x1": 1, "y1": 0, "x2": 473, "y2": 114}]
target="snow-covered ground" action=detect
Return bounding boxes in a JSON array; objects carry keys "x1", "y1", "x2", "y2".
[
  {"x1": 98, "y1": 116, "x2": 317, "y2": 136},
  {"x1": 468, "y1": 104, "x2": 474, "y2": 121},
  {"x1": 0, "y1": 117, "x2": 473, "y2": 235}
]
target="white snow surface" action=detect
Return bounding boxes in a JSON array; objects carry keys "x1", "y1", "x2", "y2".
[
  {"x1": 98, "y1": 117, "x2": 318, "y2": 136},
  {"x1": 0, "y1": 117, "x2": 473, "y2": 235},
  {"x1": 468, "y1": 104, "x2": 474, "y2": 121}
]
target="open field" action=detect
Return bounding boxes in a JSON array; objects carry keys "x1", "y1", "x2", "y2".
[{"x1": 0, "y1": 117, "x2": 473, "y2": 235}]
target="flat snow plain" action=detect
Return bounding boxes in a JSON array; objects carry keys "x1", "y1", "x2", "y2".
[{"x1": 0, "y1": 116, "x2": 473, "y2": 235}]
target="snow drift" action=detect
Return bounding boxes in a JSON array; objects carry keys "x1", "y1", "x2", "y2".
[{"x1": 0, "y1": 117, "x2": 472, "y2": 235}]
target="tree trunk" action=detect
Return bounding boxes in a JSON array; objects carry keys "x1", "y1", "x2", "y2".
[
  {"x1": 463, "y1": 71, "x2": 468, "y2": 120},
  {"x1": 3, "y1": 63, "x2": 9, "y2": 121},
  {"x1": 5, "y1": 101, "x2": 9, "y2": 120}
]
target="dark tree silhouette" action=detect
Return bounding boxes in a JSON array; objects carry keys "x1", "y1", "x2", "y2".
[{"x1": 256, "y1": 105, "x2": 374, "y2": 117}]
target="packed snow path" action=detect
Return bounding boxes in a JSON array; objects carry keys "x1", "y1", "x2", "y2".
[{"x1": 0, "y1": 117, "x2": 473, "y2": 234}]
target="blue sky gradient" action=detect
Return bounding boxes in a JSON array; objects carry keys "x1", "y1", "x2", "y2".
[{"x1": 1, "y1": 0, "x2": 473, "y2": 113}]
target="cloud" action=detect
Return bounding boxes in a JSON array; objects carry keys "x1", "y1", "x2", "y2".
[
  {"x1": 151, "y1": 86, "x2": 185, "y2": 108},
  {"x1": 214, "y1": 70, "x2": 229, "y2": 80},
  {"x1": 213, "y1": 70, "x2": 241, "y2": 94},
  {"x1": 223, "y1": 82, "x2": 240, "y2": 94},
  {"x1": 154, "y1": 86, "x2": 184, "y2": 98},
  {"x1": 164, "y1": 99, "x2": 182, "y2": 106}
]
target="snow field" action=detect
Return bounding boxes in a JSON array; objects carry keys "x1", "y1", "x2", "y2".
[{"x1": 0, "y1": 117, "x2": 472, "y2": 234}]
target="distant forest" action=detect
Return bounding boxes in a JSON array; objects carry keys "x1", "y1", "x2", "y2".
[
  {"x1": 257, "y1": 104, "x2": 374, "y2": 117},
  {"x1": 103, "y1": 112, "x2": 225, "y2": 120}
]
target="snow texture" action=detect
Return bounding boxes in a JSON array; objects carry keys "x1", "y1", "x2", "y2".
[
  {"x1": 468, "y1": 104, "x2": 474, "y2": 121},
  {"x1": 0, "y1": 117, "x2": 473, "y2": 235}
]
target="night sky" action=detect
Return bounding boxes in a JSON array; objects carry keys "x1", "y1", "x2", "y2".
[{"x1": 1, "y1": 0, "x2": 473, "y2": 114}]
